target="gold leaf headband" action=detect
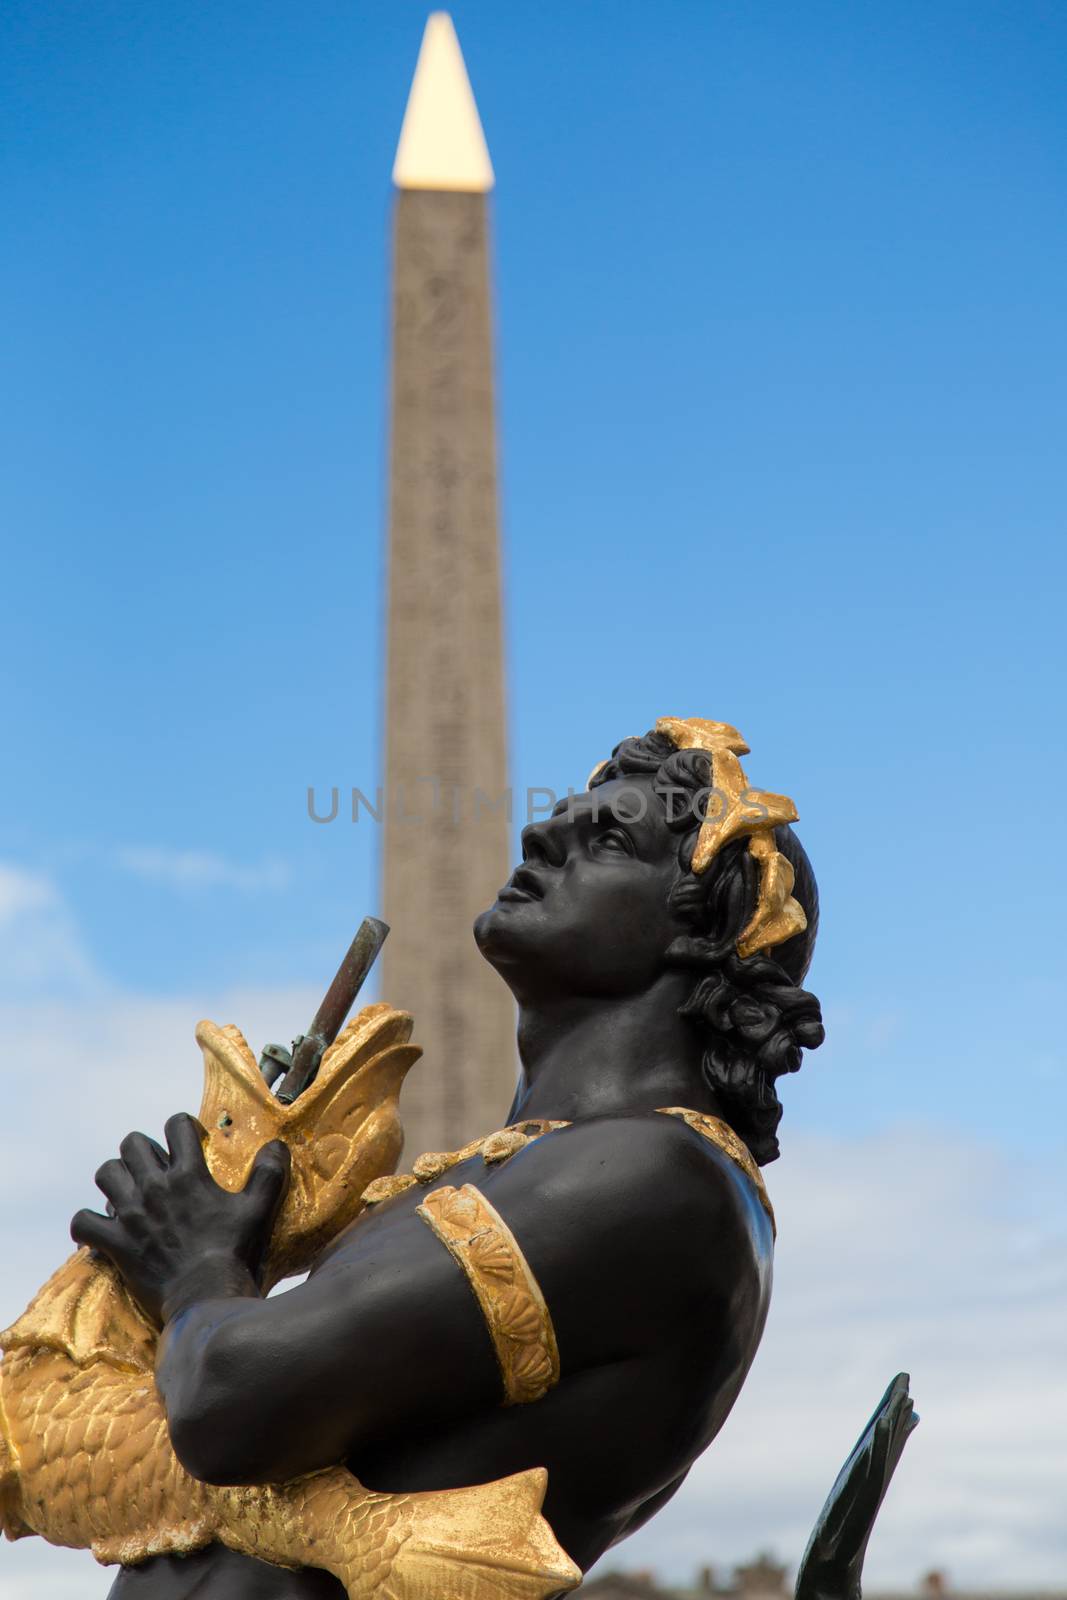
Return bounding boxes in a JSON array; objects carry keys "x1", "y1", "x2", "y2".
[
  {"x1": 655, "y1": 717, "x2": 807, "y2": 958},
  {"x1": 590, "y1": 717, "x2": 807, "y2": 960}
]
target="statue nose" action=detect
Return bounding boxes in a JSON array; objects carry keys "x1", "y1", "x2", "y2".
[{"x1": 520, "y1": 820, "x2": 567, "y2": 869}]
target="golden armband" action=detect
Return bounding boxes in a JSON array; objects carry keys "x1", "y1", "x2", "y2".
[{"x1": 416, "y1": 1185, "x2": 560, "y2": 1407}]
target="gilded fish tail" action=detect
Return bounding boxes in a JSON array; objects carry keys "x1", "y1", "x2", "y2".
[
  {"x1": 342, "y1": 1468, "x2": 581, "y2": 1600},
  {"x1": 210, "y1": 1465, "x2": 579, "y2": 1600}
]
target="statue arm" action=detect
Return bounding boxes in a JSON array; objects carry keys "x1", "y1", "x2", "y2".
[
  {"x1": 154, "y1": 1205, "x2": 504, "y2": 1485},
  {"x1": 155, "y1": 1115, "x2": 723, "y2": 1488},
  {"x1": 80, "y1": 1110, "x2": 730, "y2": 1490},
  {"x1": 70, "y1": 1112, "x2": 502, "y2": 1485}
]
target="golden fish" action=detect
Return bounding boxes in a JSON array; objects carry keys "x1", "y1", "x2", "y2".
[{"x1": 0, "y1": 1005, "x2": 580, "y2": 1599}]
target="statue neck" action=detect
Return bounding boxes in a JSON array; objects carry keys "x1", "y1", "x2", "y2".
[{"x1": 507, "y1": 971, "x2": 724, "y2": 1124}]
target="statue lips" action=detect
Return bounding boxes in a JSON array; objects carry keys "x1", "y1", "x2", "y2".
[{"x1": 496, "y1": 866, "x2": 545, "y2": 905}]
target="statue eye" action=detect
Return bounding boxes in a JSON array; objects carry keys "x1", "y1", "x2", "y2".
[{"x1": 596, "y1": 827, "x2": 634, "y2": 856}]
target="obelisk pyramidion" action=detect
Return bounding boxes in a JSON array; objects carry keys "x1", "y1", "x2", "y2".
[{"x1": 382, "y1": 13, "x2": 516, "y2": 1157}]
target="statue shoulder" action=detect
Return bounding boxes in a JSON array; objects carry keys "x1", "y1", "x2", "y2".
[
  {"x1": 464, "y1": 1112, "x2": 768, "y2": 1369},
  {"x1": 508, "y1": 1110, "x2": 766, "y2": 1216},
  {"x1": 475, "y1": 1111, "x2": 768, "y2": 1301}
]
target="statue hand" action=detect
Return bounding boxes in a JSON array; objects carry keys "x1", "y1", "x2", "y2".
[
  {"x1": 795, "y1": 1373, "x2": 918, "y2": 1600},
  {"x1": 71, "y1": 1113, "x2": 290, "y2": 1325}
]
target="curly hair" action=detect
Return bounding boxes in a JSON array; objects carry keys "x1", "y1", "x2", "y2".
[{"x1": 590, "y1": 729, "x2": 824, "y2": 1164}]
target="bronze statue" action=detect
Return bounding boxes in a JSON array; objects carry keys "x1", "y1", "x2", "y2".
[{"x1": 0, "y1": 718, "x2": 914, "y2": 1598}]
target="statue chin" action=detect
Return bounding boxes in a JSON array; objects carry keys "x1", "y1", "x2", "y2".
[
  {"x1": 472, "y1": 902, "x2": 513, "y2": 966},
  {"x1": 472, "y1": 898, "x2": 542, "y2": 977}
]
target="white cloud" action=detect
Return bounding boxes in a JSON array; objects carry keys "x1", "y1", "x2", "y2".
[
  {"x1": 0, "y1": 863, "x2": 100, "y2": 1000},
  {"x1": 0, "y1": 864, "x2": 58, "y2": 924},
  {"x1": 115, "y1": 847, "x2": 291, "y2": 895},
  {"x1": 0, "y1": 866, "x2": 311, "y2": 1596},
  {"x1": 0, "y1": 1542, "x2": 101, "y2": 1599},
  {"x1": 0, "y1": 980, "x2": 323, "y2": 1312},
  {"x1": 0, "y1": 976, "x2": 322, "y2": 1600}
]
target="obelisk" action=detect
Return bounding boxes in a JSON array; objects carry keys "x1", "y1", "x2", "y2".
[{"x1": 382, "y1": 12, "x2": 516, "y2": 1157}]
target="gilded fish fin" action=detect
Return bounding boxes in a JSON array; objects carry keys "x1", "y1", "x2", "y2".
[
  {"x1": 285, "y1": 1006, "x2": 419, "y2": 1133},
  {"x1": 197, "y1": 1019, "x2": 285, "y2": 1196},
  {"x1": 197, "y1": 1006, "x2": 421, "y2": 1283},
  {"x1": 0, "y1": 1251, "x2": 154, "y2": 1373},
  {"x1": 0, "y1": 1382, "x2": 30, "y2": 1542},
  {"x1": 318, "y1": 1003, "x2": 414, "y2": 1074},
  {"x1": 263, "y1": 1040, "x2": 420, "y2": 1282}
]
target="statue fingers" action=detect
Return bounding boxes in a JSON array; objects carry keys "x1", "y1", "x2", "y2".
[
  {"x1": 71, "y1": 1205, "x2": 123, "y2": 1258},
  {"x1": 163, "y1": 1112, "x2": 208, "y2": 1170},
  {"x1": 94, "y1": 1156, "x2": 137, "y2": 1210},
  {"x1": 242, "y1": 1140, "x2": 291, "y2": 1212},
  {"x1": 119, "y1": 1131, "x2": 169, "y2": 1183}
]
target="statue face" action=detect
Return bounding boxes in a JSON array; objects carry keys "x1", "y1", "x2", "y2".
[{"x1": 474, "y1": 775, "x2": 688, "y2": 1001}]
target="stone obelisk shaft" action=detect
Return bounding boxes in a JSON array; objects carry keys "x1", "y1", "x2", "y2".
[{"x1": 382, "y1": 19, "x2": 516, "y2": 1158}]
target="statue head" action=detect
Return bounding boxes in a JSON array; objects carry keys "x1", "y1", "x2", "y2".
[{"x1": 474, "y1": 718, "x2": 825, "y2": 1164}]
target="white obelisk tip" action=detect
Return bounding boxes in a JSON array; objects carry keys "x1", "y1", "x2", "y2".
[{"x1": 393, "y1": 13, "x2": 494, "y2": 192}]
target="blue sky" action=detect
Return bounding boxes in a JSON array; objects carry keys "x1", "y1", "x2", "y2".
[{"x1": 2, "y1": 3, "x2": 1066, "y2": 1593}]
